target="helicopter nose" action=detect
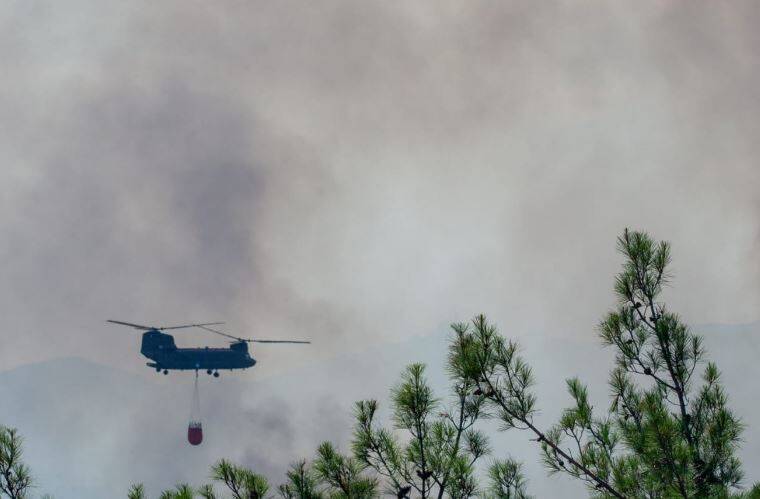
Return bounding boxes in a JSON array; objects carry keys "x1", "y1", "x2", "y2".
[{"x1": 248, "y1": 358, "x2": 256, "y2": 367}]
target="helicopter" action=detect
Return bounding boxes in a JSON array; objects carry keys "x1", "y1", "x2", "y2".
[{"x1": 107, "y1": 319, "x2": 310, "y2": 377}]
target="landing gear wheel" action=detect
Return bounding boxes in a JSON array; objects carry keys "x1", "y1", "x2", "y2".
[
  {"x1": 213, "y1": 371, "x2": 219, "y2": 378},
  {"x1": 163, "y1": 369, "x2": 168, "y2": 375},
  {"x1": 155, "y1": 367, "x2": 161, "y2": 373},
  {"x1": 206, "y1": 369, "x2": 212, "y2": 375}
]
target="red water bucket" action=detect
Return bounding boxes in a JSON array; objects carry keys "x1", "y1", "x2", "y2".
[{"x1": 188, "y1": 421, "x2": 203, "y2": 446}]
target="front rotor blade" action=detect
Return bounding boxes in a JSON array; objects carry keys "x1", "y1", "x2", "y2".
[
  {"x1": 107, "y1": 319, "x2": 153, "y2": 330},
  {"x1": 160, "y1": 322, "x2": 225, "y2": 330},
  {"x1": 251, "y1": 340, "x2": 311, "y2": 344}
]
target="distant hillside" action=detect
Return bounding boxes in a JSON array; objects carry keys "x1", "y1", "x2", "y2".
[
  {"x1": 1, "y1": 323, "x2": 758, "y2": 498},
  {"x1": 0, "y1": 337, "x2": 445, "y2": 499}
]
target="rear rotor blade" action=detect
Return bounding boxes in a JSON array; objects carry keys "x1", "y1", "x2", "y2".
[
  {"x1": 107, "y1": 319, "x2": 153, "y2": 330},
  {"x1": 196, "y1": 325, "x2": 310, "y2": 344},
  {"x1": 196, "y1": 324, "x2": 243, "y2": 341},
  {"x1": 159, "y1": 322, "x2": 225, "y2": 330}
]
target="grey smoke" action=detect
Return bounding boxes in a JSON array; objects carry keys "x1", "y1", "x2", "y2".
[{"x1": 1, "y1": 1, "x2": 758, "y2": 497}]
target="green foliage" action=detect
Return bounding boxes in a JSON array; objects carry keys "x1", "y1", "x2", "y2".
[
  {"x1": 134, "y1": 482, "x2": 216, "y2": 499},
  {"x1": 733, "y1": 483, "x2": 760, "y2": 498},
  {"x1": 313, "y1": 442, "x2": 377, "y2": 499},
  {"x1": 484, "y1": 459, "x2": 532, "y2": 499},
  {"x1": 134, "y1": 449, "x2": 373, "y2": 499},
  {"x1": 197, "y1": 484, "x2": 217, "y2": 499},
  {"x1": 211, "y1": 460, "x2": 270, "y2": 499},
  {"x1": 159, "y1": 484, "x2": 196, "y2": 499},
  {"x1": 447, "y1": 320, "x2": 536, "y2": 432},
  {"x1": 448, "y1": 229, "x2": 749, "y2": 498},
  {"x1": 0, "y1": 426, "x2": 32, "y2": 499},
  {"x1": 128, "y1": 484, "x2": 147, "y2": 499},
  {"x1": 278, "y1": 460, "x2": 323, "y2": 499},
  {"x1": 353, "y1": 363, "x2": 490, "y2": 498},
  {"x1": 595, "y1": 230, "x2": 744, "y2": 497}
]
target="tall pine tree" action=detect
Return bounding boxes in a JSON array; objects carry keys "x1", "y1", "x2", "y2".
[{"x1": 448, "y1": 230, "x2": 752, "y2": 498}]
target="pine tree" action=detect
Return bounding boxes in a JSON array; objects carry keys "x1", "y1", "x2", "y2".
[
  {"x1": 278, "y1": 460, "x2": 323, "y2": 499},
  {"x1": 210, "y1": 460, "x2": 270, "y2": 499},
  {"x1": 448, "y1": 229, "x2": 752, "y2": 498},
  {"x1": 483, "y1": 460, "x2": 532, "y2": 499},
  {"x1": 159, "y1": 484, "x2": 196, "y2": 499},
  {"x1": 0, "y1": 426, "x2": 32, "y2": 499},
  {"x1": 312, "y1": 442, "x2": 377, "y2": 498},
  {"x1": 352, "y1": 363, "x2": 495, "y2": 499},
  {"x1": 128, "y1": 484, "x2": 147, "y2": 499}
]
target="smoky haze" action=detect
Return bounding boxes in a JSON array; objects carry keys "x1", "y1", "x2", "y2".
[{"x1": 0, "y1": 1, "x2": 759, "y2": 497}]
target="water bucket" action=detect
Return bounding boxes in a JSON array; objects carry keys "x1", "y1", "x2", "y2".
[{"x1": 187, "y1": 421, "x2": 203, "y2": 446}]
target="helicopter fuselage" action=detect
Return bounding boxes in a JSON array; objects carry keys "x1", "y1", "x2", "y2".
[{"x1": 140, "y1": 329, "x2": 256, "y2": 372}]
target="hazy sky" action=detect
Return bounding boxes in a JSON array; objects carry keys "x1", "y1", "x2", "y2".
[{"x1": 1, "y1": 1, "x2": 759, "y2": 497}]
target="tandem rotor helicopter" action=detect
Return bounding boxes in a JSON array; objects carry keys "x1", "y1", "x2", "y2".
[{"x1": 107, "y1": 319, "x2": 310, "y2": 377}]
